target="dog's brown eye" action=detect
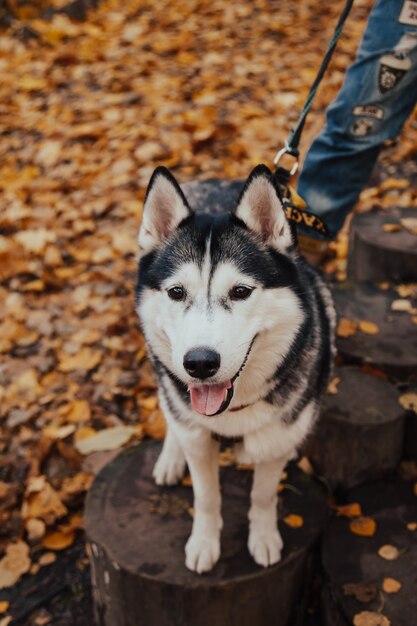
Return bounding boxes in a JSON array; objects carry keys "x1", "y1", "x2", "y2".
[
  {"x1": 230, "y1": 286, "x2": 253, "y2": 301},
  {"x1": 167, "y1": 286, "x2": 185, "y2": 301}
]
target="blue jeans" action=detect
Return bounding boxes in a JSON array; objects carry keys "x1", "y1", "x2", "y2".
[{"x1": 297, "y1": 0, "x2": 417, "y2": 239}]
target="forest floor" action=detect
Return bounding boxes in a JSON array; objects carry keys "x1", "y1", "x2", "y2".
[{"x1": 0, "y1": 0, "x2": 416, "y2": 624}]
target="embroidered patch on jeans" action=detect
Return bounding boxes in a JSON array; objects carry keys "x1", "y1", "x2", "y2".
[
  {"x1": 399, "y1": 0, "x2": 417, "y2": 26},
  {"x1": 351, "y1": 118, "x2": 374, "y2": 137},
  {"x1": 352, "y1": 105, "x2": 384, "y2": 120},
  {"x1": 378, "y1": 53, "x2": 411, "y2": 93}
]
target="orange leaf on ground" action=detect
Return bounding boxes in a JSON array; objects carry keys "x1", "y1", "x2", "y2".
[
  {"x1": 358, "y1": 320, "x2": 379, "y2": 335},
  {"x1": 0, "y1": 541, "x2": 31, "y2": 589},
  {"x1": 42, "y1": 529, "x2": 75, "y2": 551},
  {"x1": 143, "y1": 409, "x2": 166, "y2": 440},
  {"x1": 378, "y1": 544, "x2": 400, "y2": 560},
  {"x1": 353, "y1": 611, "x2": 391, "y2": 626},
  {"x1": 337, "y1": 318, "x2": 357, "y2": 338},
  {"x1": 58, "y1": 348, "x2": 102, "y2": 373},
  {"x1": 336, "y1": 503, "x2": 362, "y2": 518},
  {"x1": 283, "y1": 514, "x2": 304, "y2": 528},
  {"x1": 382, "y1": 578, "x2": 401, "y2": 593},
  {"x1": 350, "y1": 517, "x2": 377, "y2": 537}
]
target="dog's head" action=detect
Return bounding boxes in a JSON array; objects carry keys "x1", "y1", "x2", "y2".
[{"x1": 136, "y1": 165, "x2": 305, "y2": 416}]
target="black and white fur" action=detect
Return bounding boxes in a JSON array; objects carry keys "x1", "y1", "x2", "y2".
[{"x1": 136, "y1": 165, "x2": 335, "y2": 573}]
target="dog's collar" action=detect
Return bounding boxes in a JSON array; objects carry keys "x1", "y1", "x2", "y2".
[{"x1": 228, "y1": 403, "x2": 251, "y2": 412}]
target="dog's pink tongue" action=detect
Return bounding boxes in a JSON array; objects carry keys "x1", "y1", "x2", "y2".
[{"x1": 189, "y1": 382, "x2": 231, "y2": 416}]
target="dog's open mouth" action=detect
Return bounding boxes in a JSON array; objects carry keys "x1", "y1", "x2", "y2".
[
  {"x1": 188, "y1": 381, "x2": 234, "y2": 416},
  {"x1": 187, "y1": 335, "x2": 257, "y2": 417}
]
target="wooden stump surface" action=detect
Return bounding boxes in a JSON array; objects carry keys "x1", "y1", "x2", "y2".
[
  {"x1": 347, "y1": 208, "x2": 417, "y2": 283},
  {"x1": 304, "y1": 367, "x2": 405, "y2": 490},
  {"x1": 85, "y1": 441, "x2": 328, "y2": 626},
  {"x1": 321, "y1": 478, "x2": 417, "y2": 626},
  {"x1": 333, "y1": 282, "x2": 417, "y2": 382}
]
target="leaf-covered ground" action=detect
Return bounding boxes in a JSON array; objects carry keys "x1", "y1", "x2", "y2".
[{"x1": 0, "y1": 0, "x2": 416, "y2": 623}]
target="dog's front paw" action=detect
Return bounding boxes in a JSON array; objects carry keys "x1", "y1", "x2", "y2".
[
  {"x1": 248, "y1": 528, "x2": 283, "y2": 567},
  {"x1": 153, "y1": 453, "x2": 186, "y2": 486},
  {"x1": 185, "y1": 533, "x2": 220, "y2": 574}
]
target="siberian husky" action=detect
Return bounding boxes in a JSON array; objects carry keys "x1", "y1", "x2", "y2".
[{"x1": 136, "y1": 164, "x2": 335, "y2": 574}]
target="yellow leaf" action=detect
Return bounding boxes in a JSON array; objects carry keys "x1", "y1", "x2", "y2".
[
  {"x1": 0, "y1": 541, "x2": 31, "y2": 590},
  {"x1": 382, "y1": 577, "x2": 401, "y2": 593},
  {"x1": 24, "y1": 481, "x2": 68, "y2": 525},
  {"x1": 399, "y1": 393, "x2": 417, "y2": 413},
  {"x1": 58, "y1": 348, "x2": 102, "y2": 373},
  {"x1": 337, "y1": 318, "x2": 357, "y2": 338},
  {"x1": 337, "y1": 503, "x2": 362, "y2": 518},
  {"x1": 74, "y1": 426, "x2": 136, "y2": 455},
  {"x1": 327, "y1": 376, "x2": 341, "y2": 395},
  {"x1": 283, "y1": 514, "x2": 304, "y2": 528},
  {"x1": 382, "y1": 223, "x2": 401, "y2": 233},
  {"x1": 25, "y1": 518, "x2": 46, "y2": 541},
  {"x1": 380, "y1": 178, "x2": 409, "y2": 191},
  {"x1": 38, "y1": 552, "x2": 57, "y2": 567},
  {"x1": 297, "y1": 457, "x2": 314, "y2": 475},
  {"x1": 378, "y1": 544, "x2": 399, "y2": 560},
  {"x1": 42, "y1": 530, "x2": 75, "y2": 551},
  {"x1": 353, "y1": 611, "x2": 391, "y2": 626},
  {"x1": 391, "y1": 299, "x2": 413, "y2": 312},
  {"x1": 358, "y1": 320, "x2": 379, "y2": 335},
  {"x1": 0, "y1": 602, "x2": 9, "y2": 614},
  {"x1": 400, "y1": 217, "x2": 417, "y2": 235},
  {"x1": 350, "y1": 517, "x2": 377, "y2": 537},
  {"x1": 64, "y1": 399, "x2": 91, "y2": 423},
  {"x1": 143, "y1": 409, "x2": 166, "y2": 440}
]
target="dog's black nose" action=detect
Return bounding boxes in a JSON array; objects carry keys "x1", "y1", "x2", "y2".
[{"x1": 183, "y1": 348, "x2": 220, "y2": 379}]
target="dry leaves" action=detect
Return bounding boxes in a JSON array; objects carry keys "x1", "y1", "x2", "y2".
[
  {"x1": 350, "y1": 517, "x2": 377, "y2": 537},
  {"x1": 336, "y1": 318, "x2": 379, "y2": 337},
  {"x1": 336, "y1": 503, "x2": 362, "y2": 518},
  {"x1": 74, "y1": 426, "x2": 137, "y2": 455},
  {"x1": 0, "y1": 541, "x2": 31, "y2": 589},
  {"x1": 398, "y1": 392, "x2": 417, "y2": 413},
  {"x1": 353, "y1": 612, "x2": 391, "y2": 626},
  {"x1": 283, "y1": 514, "x2": 304, "y2": 528},
  {"x1": 58, "y1": 348, "x2": 102, "y2": 373},
  {"x1": 337, "y1": 318, "x2": 358, "y2": 338},
  {"x1": 378, "y1": 544, "x2": 400, "y2": 560},
  {"x1": 327, "y1": 376, "x2": 341, "y2": 395},
  {"x1": 382, "y1": 578, "x2": 401, "y2": 594}
]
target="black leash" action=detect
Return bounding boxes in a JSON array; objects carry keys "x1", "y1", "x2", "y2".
[{"x1": 273, "y1": 0, "x2": 355, "y2": 238}]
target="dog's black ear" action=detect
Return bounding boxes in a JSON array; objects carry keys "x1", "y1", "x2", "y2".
[
  {"x1": 138, "y1": 167, "x2": 192, "y2": 255},
  {"x1": 233, "y1": 165, "x2": 293, "y2": 252}
]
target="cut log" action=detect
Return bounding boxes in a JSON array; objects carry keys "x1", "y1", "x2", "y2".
[
  {"x1": 303, "y1": 367, "x2": 405, "y2": 490},
  {"x1": 402, "y1": 386, "x2": 417, "y2": 462},
  {"x1": 347, "y1": 208, "x2": 417, "y2": 283},
  {"x1": 181, "y1": 179, "x2": 243, "y2": 214},
  {"x1": 321, "y1": 478, "x2": 417, "y2": 626},
  {"x1": 84, "y1": 441, "x2": 328, "y2": 626},
  {"x1": 333, "y1": 282, "x2": 417, "y2": 383}
]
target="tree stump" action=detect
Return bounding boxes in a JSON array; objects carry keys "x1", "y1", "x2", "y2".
[
  {"x1": 347, "y1": 208, "x2": 417, "y2": 283},
  {"x1": 84, "y1": 441, "x2": 328, "y2": 626},
  {"x1": 303, "y1": 367, "x2": 405, "y2": 491},
  {"x1": 332, "y1": 282, "x2": 417, "y2": 382},
  {"x1": 402, "y1": 386, "x2": 417, "y2": 462},
  {"x1": 181, "y1": 179, "x2": 243, "y2": 215},
  {"x1": 321, "y1": 478, "x2": 417, "y2": 626}
]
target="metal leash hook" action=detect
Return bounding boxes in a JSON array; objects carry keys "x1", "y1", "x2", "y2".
[{"x1": 273, "y1": 142, "x2": 299, "y2": 176}]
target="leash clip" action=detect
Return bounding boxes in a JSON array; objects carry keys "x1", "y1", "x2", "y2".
[{"x1": 273, "y1": 142, "x2": 299, "y2": 175}]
